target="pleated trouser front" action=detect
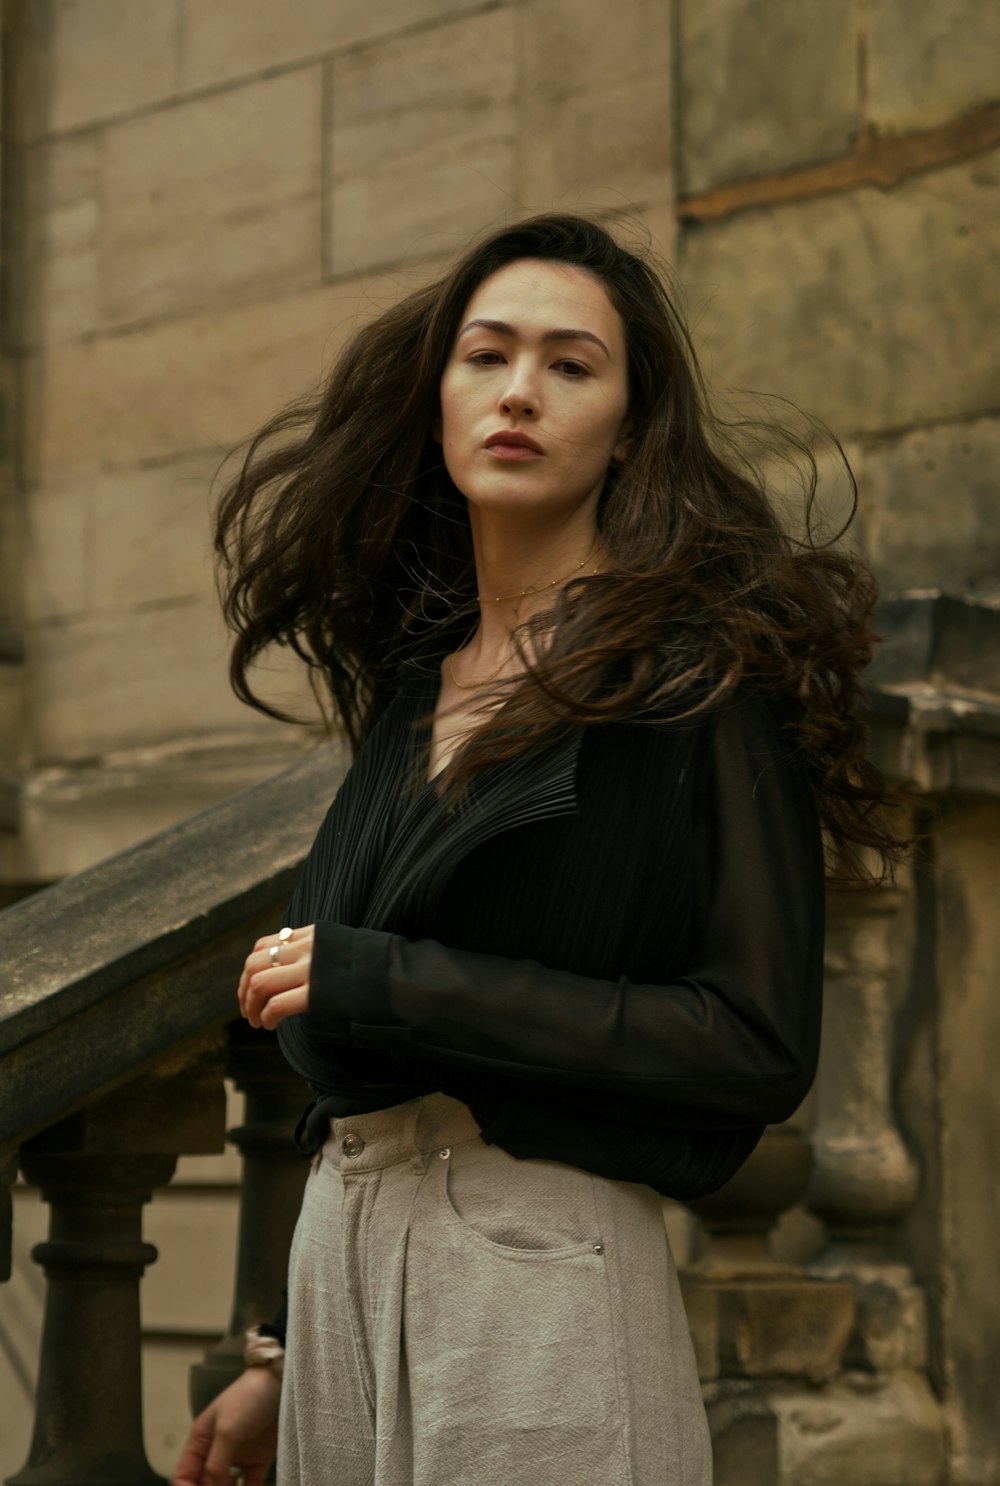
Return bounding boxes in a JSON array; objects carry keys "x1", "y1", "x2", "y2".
[{"x1": 278, "y1": 1093, "x2": 712, "y2": 1486}]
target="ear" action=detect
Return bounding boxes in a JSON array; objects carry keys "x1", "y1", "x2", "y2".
[{"x1": 611, "y1": 416, "x2": 632, "y2": 465}]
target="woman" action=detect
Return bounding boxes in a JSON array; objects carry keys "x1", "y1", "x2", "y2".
[{"x1": 174, "y1": 214, "x2": 902, "y2": 1486}]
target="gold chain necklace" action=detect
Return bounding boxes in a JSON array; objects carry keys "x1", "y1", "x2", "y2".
[
  {"x1": 451, "y1": 552, "x2": 602, "y2": 690},
  {"x1": 447, "y1": 650, "x2": 511, "y2": 691},
  {"x1": 477, "y1": 550, "x2": 596, "y2": 605}
]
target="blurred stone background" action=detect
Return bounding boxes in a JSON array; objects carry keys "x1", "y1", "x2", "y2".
[{"x1": 0, "y1": 0, "x2": 997, "y2": 1477}]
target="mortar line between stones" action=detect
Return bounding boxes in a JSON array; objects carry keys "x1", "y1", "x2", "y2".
[{"x1": 850, "y1": 405, "x2": 1000, "y2": 448}]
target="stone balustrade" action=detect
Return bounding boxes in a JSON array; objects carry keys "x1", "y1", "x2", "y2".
[
  {"x1": 2, "y1": 596, "x2": 998, "y2": 1484},
  {"x1": 0, "y1": 752, "x2": 333, "y2": 1481}
]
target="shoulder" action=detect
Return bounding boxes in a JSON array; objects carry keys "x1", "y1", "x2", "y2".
[
  {"x1": 596, "y1": 689, "x2": 814, "y2": 817},
  {"x1": 706, "y1": 689, "x2": 807, "y2": 770},
  {"x1": 596, "y1": 687, "x2": 797, "y2": 760}
]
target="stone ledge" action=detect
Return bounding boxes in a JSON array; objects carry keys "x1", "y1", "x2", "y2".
[
  {"x1": 870, "y1": 592, "x2": 1000, "y2": 696},
  {"x1": 868, "y1": 594, "x2": 1000, "y2": 797}
]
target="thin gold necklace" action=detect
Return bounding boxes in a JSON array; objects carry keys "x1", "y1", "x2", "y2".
[
  {"x1": 477, "y1": 550, "x2": 596, "y2": 605},
  {"x1": 451, "y1": 551, "x2": 602, "y2": 690},
  {"x1": 447, "y1": 650, "x2": 511, "y2": 691}
]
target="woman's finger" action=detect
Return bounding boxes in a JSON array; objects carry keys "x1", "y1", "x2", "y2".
[
  {"x1": 258, "y1": 986, "x2": 309, "y2": 1029},
  {"x1": 244, "y1": 964, "x2": 305, "y2": 1027},
  {"x1": 172, "y1": 1419, "x2": 212, "y2": 1485}
]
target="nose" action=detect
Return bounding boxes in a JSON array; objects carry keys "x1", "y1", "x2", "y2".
[{"x1": 499, "y1": 359, "x2": 539, "y2": 419}]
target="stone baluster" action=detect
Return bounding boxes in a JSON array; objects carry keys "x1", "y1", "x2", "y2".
[
  {"x1": 806, "y1": 868, "x2": 925, "y2": 1366},
  {"x1": 8, "y1": 1042, "x2": 226, "y2": 1486},
  {"x1": 9, "y1": 1150, "x2": 174, "y2": 1486},
  {"x1": 801, "y1": 858, "x2": 947, "y2": 1483},
  {"x1": 189, "y1": 1021, "x2": 310, "y2": 1413},
  {"x1": 681, "y1": 1120, "x2": 855, "y2": 1384}
]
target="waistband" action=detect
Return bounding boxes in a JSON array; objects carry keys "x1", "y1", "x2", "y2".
[{"x1": 319, "y1": 1092, "x2": 482, "y2": 1175}]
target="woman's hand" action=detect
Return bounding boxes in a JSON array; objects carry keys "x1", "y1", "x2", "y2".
[
  {"x1": 172, "y1": 1367, "x2": 281, "y2": 1486},
  {"x1": 238, "y1": 925, "x2": 315, "y2": 1030}
]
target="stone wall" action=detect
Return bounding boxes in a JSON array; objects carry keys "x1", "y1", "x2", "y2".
[{"x1": 675, "y1": 0, "x2": 1000, "y2": 603}]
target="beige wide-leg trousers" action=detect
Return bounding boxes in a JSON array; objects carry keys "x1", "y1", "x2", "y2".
[{"x1": 278, "y1": 1093, "x2": 712, "y2": 1486}]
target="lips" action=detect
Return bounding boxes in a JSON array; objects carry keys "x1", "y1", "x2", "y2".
[{"x1": 484, "y1": 431, "x2": 544, "y2": 456}]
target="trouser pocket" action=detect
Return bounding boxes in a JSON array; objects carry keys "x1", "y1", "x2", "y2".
[{"x1": 405, "y1": 1138, "x2": 616, "y2": 1432}]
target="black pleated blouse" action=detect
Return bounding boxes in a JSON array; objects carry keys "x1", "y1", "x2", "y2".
[{"x1": 277, "y1": 655, "x2": 825, "y2": 1202}]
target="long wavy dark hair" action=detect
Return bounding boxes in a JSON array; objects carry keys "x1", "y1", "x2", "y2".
[{"x1": 216, "y1": 213, "x2": 906, "y2": 881}]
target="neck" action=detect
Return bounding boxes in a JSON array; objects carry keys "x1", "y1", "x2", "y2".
[{"x1": 460, "y1": 509, "x2": 600, "y2": 667}]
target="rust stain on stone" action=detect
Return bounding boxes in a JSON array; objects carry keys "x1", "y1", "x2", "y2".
[{"x1": 678, "y1": 104, "x2": 1000, "y2": 223}]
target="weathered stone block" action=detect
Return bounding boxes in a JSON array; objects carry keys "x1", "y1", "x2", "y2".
[
  {"x1": 679, "y1": 157, "x2": 999, "y2": 439},
  {"x1": 856, "y1": 416, "x2": 1000, "y2": 597},
  {"x1": 707, "y1": 1371, "x2": 947, "y2": 1485},
  {"x1": 678, "y1": 0, "x2": 858, "y2": 193},
  {"x1": 23, "y1": 483, "x2": 89, "y2": 623},
  {"x1": 845, "y1": 1275, "x2": 929, "y2": 1373},
  {"x1": 780, "y1": 1372, "x2": 946, "y2": 1485},
  {"x1": 18, "y1": 0, "x2": 180, "y2": 138},
  {"x1": 179, "y1": 0, "x2": 486, "y2": 92},
  {"x1": 27, "y1": 451, "x2": 225, "y2": 641},
  {"x1": 24, "y1": 601, "x2": 269, "y2": 761},
  {"x1": 329, "y1": 10, "x2": 516, "y2": 272},
  {"x1": 519, "y1": 0, "x2": 672, "y2": 211},
  {"x1": 683, "y1": 1277, "x2": 854, "y2": 1381},
  {"x1": 866, "y1": 0, "x2": 1000, "y2": 134},
  {"x1": 25, "y1": 269, "x2": 426, "y2": 480},
  {"x1": 88, "y1": 454, "x2": 219, "y2": 613},
  {"x1": 101, "y1": 69, "x2": 322, "y2": 327},
  {"x1": 21, "y1": 134, "x2": 99, "y2": 347}
]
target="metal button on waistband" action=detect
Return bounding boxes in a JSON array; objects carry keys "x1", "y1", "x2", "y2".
[{"x1": 341, "y1": 1132, "x2": 365, "y2": 1158}]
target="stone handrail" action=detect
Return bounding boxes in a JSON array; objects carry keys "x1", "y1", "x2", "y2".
[{"x1": 0, "y1": 744, "x2": 344, "y2": 1157}]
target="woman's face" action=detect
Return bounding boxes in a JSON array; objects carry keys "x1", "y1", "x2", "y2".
[{"x1": 437, "y1": 258, "x2": 631, "y2": 528}]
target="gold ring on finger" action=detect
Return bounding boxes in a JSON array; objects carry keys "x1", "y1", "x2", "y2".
[
  {"x1": 268, "y1": 944, "x2": 282, "y2": 967},
  {"x1": 278, "y1": 925, "x2": 293, "y2": 943}
]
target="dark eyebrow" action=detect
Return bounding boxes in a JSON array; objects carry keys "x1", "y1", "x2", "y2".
[{"x1": 457, "y1": 318, "x2": 612, "y2": 360}]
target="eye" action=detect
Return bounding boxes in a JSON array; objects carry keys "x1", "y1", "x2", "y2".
[
  {"x1": 555, "y1": 359, "x2": 590, "y2": 378},
  {"x1": 468, "y1": 350, "x2": 505, "y2": 366}
]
